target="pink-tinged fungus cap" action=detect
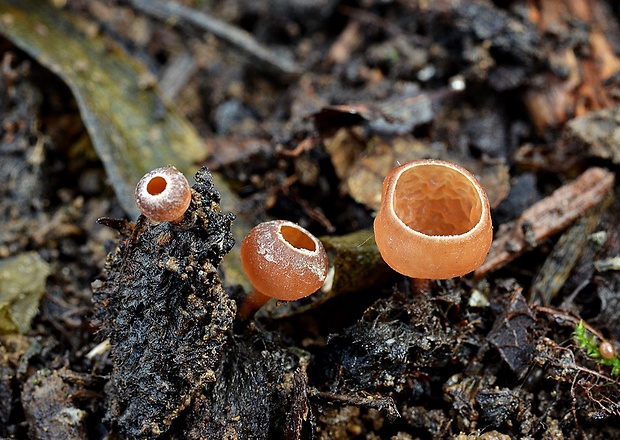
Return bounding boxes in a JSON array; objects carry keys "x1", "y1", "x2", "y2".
[
  {"x1": 373, "y1": 159, "x2": 492, "y2": 279},
  {"x1": 135, "y1": 166, "x2": 192, "y2": 222}
]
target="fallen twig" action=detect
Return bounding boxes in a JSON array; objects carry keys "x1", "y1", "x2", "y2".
[
  {"x1": 308, "y1": 388, "x2": 400, "y2": 422},
  {"x1": 475, "y1": 167, "x2": 615, "y2": 279},
  {"x1": 129, "y1": 0, "x2": 300, "y2": 76}
]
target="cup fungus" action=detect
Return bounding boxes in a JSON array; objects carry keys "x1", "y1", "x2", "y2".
[
  {"x1": 600, "y1": 341, "x2": 616, "y2": 360},
  {"x1": 135, "y1": 166, "x2": 192, "y2": 222},
  {"x1": 239, "y1": 220, "x2": 329, "y2": 318},
  {"x1": 373, "y1": 159, "x2": 492, "y2": 279}
]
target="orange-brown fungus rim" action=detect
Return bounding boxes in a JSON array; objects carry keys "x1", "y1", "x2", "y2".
[{"x1": 387, "y1": 159, "x2": 489, "y2": 239}]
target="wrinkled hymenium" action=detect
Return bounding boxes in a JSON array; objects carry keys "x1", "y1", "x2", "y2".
[{"x1": 92, "y1": 167, "x2": 235, "y2": 437}]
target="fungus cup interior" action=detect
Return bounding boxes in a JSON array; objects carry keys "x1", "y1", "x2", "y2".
[
  {"x1": 393, "y1": 164, "x2": 483, "y2": 236},
  {"x1": 146, "y1": 176, "x2": 167, "y2": 195},
  {"x1": 280, "y1": 225, "x2": 316, "y2": 252}
]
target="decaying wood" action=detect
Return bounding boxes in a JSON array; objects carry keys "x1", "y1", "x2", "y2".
[
  {"x1": 523, "y1": 0, "x2": 620, "y2": 133},
  {"x1": 475, "y1": 167, "x2": 615, "y2": 279},
  {"x1": 528, "y1": 206, "x2": 604, "y2": 306}
]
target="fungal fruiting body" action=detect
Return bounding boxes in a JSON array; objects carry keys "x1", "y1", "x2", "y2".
[
  {"x1": 373, "y1": 159, "x2": 493, "y2": 279},
  {"x1": 239, "y1": 220, "x2": 328, "y2": 317},
  {"x1": 135, "y1": 166, "x2": 192, "y2": 222},
  {"x1": 600, "y1": 341, "x2": 616, "y2": 360}
]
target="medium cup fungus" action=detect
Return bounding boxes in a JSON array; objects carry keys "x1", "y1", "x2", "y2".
[
  {"x1": 373, "y1": 159, "x2": 492, "y2": 279},
  {"x1": 239, "y1": 220, "x2": 328, "y2": 318},
  {"x1": 135, "y1": 166, "x2": 192, "y2": 222}
]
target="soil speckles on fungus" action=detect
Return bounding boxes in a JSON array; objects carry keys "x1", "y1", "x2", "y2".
[
  {"x1": 238, "y1": 219, "x2": 328, "y2": 318},
  {"x1": 92, "y1": 167, "x2": 236, "y2": 438}
]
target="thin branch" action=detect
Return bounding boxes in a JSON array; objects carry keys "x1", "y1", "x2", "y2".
[
  {"x1": 475, "y1": 167, "x2": 615, "y2": 278},
  {"x1": 129, "y1": 0, "x2": 300, "y2": 76}
]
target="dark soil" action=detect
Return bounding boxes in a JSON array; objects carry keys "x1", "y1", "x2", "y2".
[{"x1": 1, "y1": 0, "x2": 620, "y2": 439}]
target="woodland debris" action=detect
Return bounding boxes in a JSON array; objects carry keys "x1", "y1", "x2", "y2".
[
  {"x1": 129, "y1": 0, "x2": 299, "y2": 76},
  {"x1": 475, "y1": 167, "x2": 615, "y2": 279},
  {"x1": 529, "y1": 206, "x2": 606, "y2": 305},
  {"x1": 0, "y1": 252, "x2": 50, "y2": 334},
  {"x1": 21, "y1": 368, "x2": 93, "y2": 440},
  {"x1": 92, "y1": 168, "x2": 236, "y2": 437},
  {"x1": 522, "y1": 0, "x2": 620, "y2": 132},
  {"x1": 487, "y1": 289, "x2": 535, "y2": 379},
  {"x1": 181, "y1": 335, "x2": 310, "y2": 439},
  {"x1": 566, "y1": 105, "x2": 620, "y2": 165}
]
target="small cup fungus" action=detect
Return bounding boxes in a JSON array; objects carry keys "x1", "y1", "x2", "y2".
[
  {"x1": 373, "y1": 159, "x2": 492, "y2": 279},
  {"x1": 135, "y1": 166, "x2": 192, "y2": 222},
  {"x1": 239, "y1": 220, "x2": 328, "y2": 318},
  {"x1": 599, "y1": 341, "x2": 616, "y2": 360}
]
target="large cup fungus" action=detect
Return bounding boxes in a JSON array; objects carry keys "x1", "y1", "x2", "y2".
[
  {"x1": 239, "y1": 220, "x2": 329, "y2": 318},
  {"x1": 373, "y1": 159, "x2": 492, "y2": 279}
]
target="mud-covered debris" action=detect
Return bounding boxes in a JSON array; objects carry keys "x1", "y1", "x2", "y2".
[
  {"x1": 475, "y1": 387, "x2": 532, "y2": 429},
  {"x1": 567, "y1": 106, "x2": 620, "y2": 165},
  {"x1": 453, "y1": 2, "x2": 540, "y2": 66},
  {"x1": 0, "y1": 365, "x2": 10, "y2": 429},
  {"x1": 487, "y1": 288, "x2": 535, "y2": 379},
  {"x1": 400, "y1": 405, "x2": 450, "y2": 438},
  {"x1": 318, "y1": 282, "x2": 475, "y2": 394},
  {"x1": 449, "y1": 1, "x2": 540, "y2": 91},
  {"x1": 321, "y1": 319, "x2": 411, "y2": 392},
  {"x1": 493, "y1": 173, "x2": 541, "y2": 224},
  {"x1": 443, "y1": 374, "x2": 491, "y2": 432},
  {"x1": 445, "y1": 372, "x2": 533, "y2": 436},
  {"x1": 181, "y1": 333, "x2": 309, "y2": 439},
  {"x1": 594, "y1": 272, "x2": 620, "y2": 341},
  {"x1": 454, "y1": 431, "x2": 511, "y2": 440},
  {"x1": 21, "y1": 368, "x2": 91, "y2": 440},
  {"x1": 0, "y1": 54, "x2": 60, "y2": 256},
  {"x1": 314, "y1": 406, "x2": 364, "y2": 440},
  {"x1": 313, "y1": 83, "x2": 433, "y2": 136},
  {"x1": 309, "y1": 389, "x2": 399, "y2": 423},
  {"x1": 0, "y1": 334, "x2": 31, "y2": 435},
  {"x1": 92, "y1": 167, "x2": 236, "y2": 438}
]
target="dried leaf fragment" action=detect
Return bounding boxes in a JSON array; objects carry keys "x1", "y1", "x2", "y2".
[
  {"x1": 488, "y1": 290, "x2": 535, "y2": 379},
  {"x1": 0, "y1": 252, "x2": 50, "y2": 334}
]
